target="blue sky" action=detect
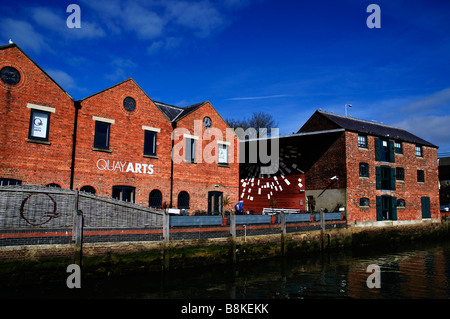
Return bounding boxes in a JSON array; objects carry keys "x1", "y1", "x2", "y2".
[{"x1": 1, "y1": 0, "x2": 450, "y2": 154}]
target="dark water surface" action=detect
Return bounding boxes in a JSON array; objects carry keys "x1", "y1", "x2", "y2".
[{"x1": 2, "y1": 240, "x2": 450, "y2": 299}]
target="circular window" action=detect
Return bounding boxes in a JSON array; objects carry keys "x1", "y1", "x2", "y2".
[
  {"x1": 123, "y1": 97, "x2": 136, "y2": 112},
  {"x1": 0, "y1": 66, "x2": 21, "y2": 85},
  {"x1": 203, "y1": 116, "x2": 212, "y2": 128}
]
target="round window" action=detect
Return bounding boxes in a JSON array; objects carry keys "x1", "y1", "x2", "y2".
[
  {"x1": 0, "y1": 66, "x2": 21, "y2": 85},
  {"x1": 123, "y1": 97, "x2": 136, "y2": 112}
]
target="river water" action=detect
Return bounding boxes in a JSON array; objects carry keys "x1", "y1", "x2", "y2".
[{"x1": 3, "y1": 240, "x2": 450, "y2": 299}]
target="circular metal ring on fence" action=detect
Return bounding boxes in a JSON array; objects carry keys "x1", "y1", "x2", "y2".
[{"x1": 20, "y1": 193, "x2": 59, "y2": 226}]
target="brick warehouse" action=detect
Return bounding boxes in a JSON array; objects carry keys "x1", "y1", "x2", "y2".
[
  {"x1": 240, "y1": 110, "x2": 440, "y2": 225},
  {"x1": 0, "y1": 43, "x2": 239, "y2": 213}
]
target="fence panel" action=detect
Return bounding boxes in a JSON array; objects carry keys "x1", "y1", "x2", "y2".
[
  {"x1": 235, "y1": 215, "x2": 272, "y2": 225},
  {"x1": 0, "y1": 185, "x2": 74, "y2": 229},
  {"x1": 78, "y1": 192, "x2": 163, "y2": 228},
  {"x1": 170, "y1": 216, "x2": 223, "y2": 227}
]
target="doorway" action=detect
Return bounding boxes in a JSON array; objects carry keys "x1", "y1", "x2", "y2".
[
  {"x1": 376, "y1": 195, "x2": 397, "y2": 221},
  {"x1": 208, "y1": 191, "x2": 223, "y2": 214},
  {"x1": 421, "y1": 196, "x2": 431, "y2": 219}
]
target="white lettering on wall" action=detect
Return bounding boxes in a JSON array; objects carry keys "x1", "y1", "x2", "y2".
[{"x1": 96, "y1": 159, "x2": 154, "y2": 175}]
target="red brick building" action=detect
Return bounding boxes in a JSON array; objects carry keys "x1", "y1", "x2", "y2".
[
  {"x1": 0, "y1": 44, "x2": 76, "y2": 189},
  {"x1": 299, "y1": 110, "x2": 440, "y2": 225},
  {"x1": 0, "y1": 43, "x2": 239, "y2": 213},
  {"x1": 240, "y1": 110, "x2": 440, "y2": 225}
]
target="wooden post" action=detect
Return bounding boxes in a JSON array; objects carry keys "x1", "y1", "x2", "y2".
[
  {"x1": 163, "y1": 210, "x2": 170, "y2": 245},
  {"x1": 162, "y1": 210, "x2": 170, "y2": 270},
  {"x1": 320, "y1": 208, "x2": 325, "y2": 232},
  {"x1": 72, "y1": 189, "x2": 83, "y2": 266},
  {"x1": 280, "y1": 212, "x2": 286, "y2": 256},
  {"x1": 320, "y1": 208, "x2": 325, "y2": 250},
  {"x1": 230, "y1": 212, "x2": 236, "y2": 263}
]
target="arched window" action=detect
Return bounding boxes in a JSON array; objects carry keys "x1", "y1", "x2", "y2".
[
  {"x1": 177, "y1": 191, "x2": 190, "y2": 209},
  {"x1": 149, "y1": 189, "x2": 162, "y2": 208},
  {"x1": 80, "y1": 185, "x2": 96, "y2": 194}
]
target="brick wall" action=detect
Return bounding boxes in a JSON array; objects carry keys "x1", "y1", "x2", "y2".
[
  {"x1": 345, "y1": 131, "x2": 440, "y2": 223},
  {"x1": 304, "y1": 132, "x2": 347, "y2": 191},
  {"x1": 74, "y1": 79, "x2": 173, "y2": 207},
  {"x1": 0, "y1": 45, "x2": 75, "y2": 188},
  {"x1": 172, "y1": 102, "x2": 239, "y2": 212}
]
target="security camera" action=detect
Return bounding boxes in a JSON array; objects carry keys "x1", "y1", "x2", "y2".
[{"x1": 330, "y1": 176, "x2": 338, "y2": 180}]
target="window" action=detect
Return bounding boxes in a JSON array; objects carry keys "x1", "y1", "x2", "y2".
[
  {"x1": 144, "y1": 130, "x2": 157, "y2": 156},
  {"x1": 26, "y1": 104, "x2": 55, "y2": 143},
  {"x1": 186, "y1": 137, "x2": 196, "y2": 163},
  {"x1": 394, "y1": 141, "x2": 403, "y2": 154},
  {"x1": 94, "y1": 121, "x2": 111, "y2": 150},
  {"x1": 149, "y1": 189, "x2": 163, "y2": 208},
  {"x1": 375, "y1": 138, "x2": 395, "y2": 163},
  {"x1": 80, "y1": 185, "x2": 96, "y2": 194},
  {"x1": 359, "y1": 163, "x2": 369, "y2": 177},
  {"x1": 376, "y1": 166, "x2": 396, "y2": 190},
  {"x1": 29, "y1": 109, "x2": 51, "y2": 141},
  {"x1": 415, "y1": 145, "x2": 423, "y2": 157},
  {"x1": 112, "y1": 185, "x2": 135, "y2": 203},
  {"x1": 46, "y1": 183, "x2": 61, "y2": 188},
  {"x1": 360, "y1": 197, "x2": 369, "y2": 207},
  {"x1": 417, "y1": 170, "x2": 425, "y2": 183},
  {"x1": 0, "y1": 178, "x2": 22, "y2": 186},
  {"x1": 396, "y1": 167, "x2": 404, "y2": 181},
  {"x1": 177, "y1": 191, "x2": 190, "y2": 209},
  {"x1": 397, "y1": 199, "x2": 405, "y2": 208},
  {"x1": 358, "y1": 135, "x2": 368, "y2": 148},
  {"x1": 218, "y1": 143, "x2": 228, "y2": 165}
]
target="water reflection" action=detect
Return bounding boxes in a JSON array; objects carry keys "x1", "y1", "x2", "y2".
[{"x1": 2, "y1": 240, "x2": 450, "y2": 299}]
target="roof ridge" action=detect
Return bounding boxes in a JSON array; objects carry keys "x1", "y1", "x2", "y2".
[
  {"x1": 318, "y1": 110, "x2": 407, "y2": 131},
  {"x1": 153, "y1": 100, "x2": 183, "y2": 110}
]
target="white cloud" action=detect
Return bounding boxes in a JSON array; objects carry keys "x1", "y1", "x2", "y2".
[
  {"x1": 0, "y1": 18, "x2": 50, "y2": 53},
  {"x1": 105, "y1": 57, "x2": 139, "y2": 81},
  {"x1": 400, "y1": 87, "x2": 450, "y2": 115},
  {"x1": 47, "y1": 69, "x2": 77, "y2": 90},
  {"x1": 80, "y1": 0, "x2": 237, "y2": 42},
  {"x1": 30, "y1": 6, "x2": 105, "y2": 40},
  {"x1": 395, "y1": 115, "x2": 450, "y2": 149},
  {"x1": 147, "y1": 37, "x2": 182, "y2": 55},
  {"x1": 121, "y1": 3, "x2": 165, "y2": 39},
  {"x1": 166, "y1": 0, "x2": 227, "y2": 37}
]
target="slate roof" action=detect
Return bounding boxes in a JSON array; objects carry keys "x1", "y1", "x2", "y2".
[
  {"x1": 153, "y1": 100, "x2": 206, "y2": 122},
  {"x1": 303, "y1": 110, "x2": 438, "y2": 148}
]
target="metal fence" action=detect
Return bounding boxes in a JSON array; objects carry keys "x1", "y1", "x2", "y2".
[
  {"x1": 0, "y1": 185, "x2": 346, "y2": 247},
  {"x1": 0, "y1": 185, "x2": 163, "y2": 246}
]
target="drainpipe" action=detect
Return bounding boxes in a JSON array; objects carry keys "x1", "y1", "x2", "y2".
[
  {"x1": 170, "y1": 121, "x2": 177, "y2": 208},
  {"x1": 70, "y1": 101, "x2": 81, "y2": 190}
]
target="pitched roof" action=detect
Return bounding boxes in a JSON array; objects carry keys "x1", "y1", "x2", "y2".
[
  {"x1": 153, "y1": 100, "x2": 206, "y2": 122},
  {"x1": 301, "y1": 110, "x2": 437, "y2": 148},
  {"x1": 0, "y1": 43, "x2": 74, "y2": 101}
]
